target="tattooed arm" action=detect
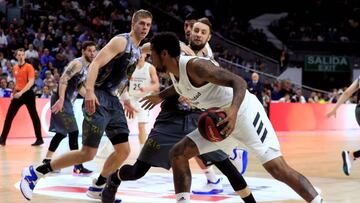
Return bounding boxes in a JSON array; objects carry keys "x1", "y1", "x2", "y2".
[
  {"x1": 51, "y1": 60, "x2": 82, "y2": 113},
  {"x1": 187, "y1": 58, "x2": 247, "y2": 136}
]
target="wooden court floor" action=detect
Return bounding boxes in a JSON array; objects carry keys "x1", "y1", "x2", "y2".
[{"x1": 1, "y1": 130, "x2": 360, "y2": 203}]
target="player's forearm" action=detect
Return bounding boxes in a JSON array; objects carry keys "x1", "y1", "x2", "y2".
[
  {"x1": 58, "y1": 78, "x2": 68, "y2": 100},
  {"x1": 230, "y1": 78, "x2": 247, "y2": 112},
  {"x1": 159, "y1": 85, "x2": 177, "y2": 99},
  {"x1": 85, "y1": 62, "x2": 100, "y2": 91},
  {"x1": 78, "y1": 85, "x2": 86, "y2": 97}
]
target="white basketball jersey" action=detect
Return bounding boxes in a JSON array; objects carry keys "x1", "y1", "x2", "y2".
[
  {"x1": 129, "y1": 62, "x2": 152, "y2": 99},
  {"x1": 205, "y1": 43, "x2": 213, "y2": 59},
  {"x1": 169, "y1": 55, "x2": 233, "y2": 109}
]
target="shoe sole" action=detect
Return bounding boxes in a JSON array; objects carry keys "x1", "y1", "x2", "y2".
[
  {"x1": 342, "y1": 151, "x2": 350, "y2": 176},
  {"x1": 73, "y1": 172, "x2": 93, "y2": 177},
  {"x1": 20, "y1": 168, "x2": 31, "y2": 201},
  {"x1": 86, "y1": 192, "x2": 102, "y2": 200},
  {"x1": 192, "y1": 189, "x2": 224, "y2": 195}
]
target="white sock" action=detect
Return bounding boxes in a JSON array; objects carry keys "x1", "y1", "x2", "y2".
[
  {"x1": 203, "y1": 166, "x2": 218, "y2": 183},
  {"x1": 176, "y1": 192, "x2": 190, "y2": 203},
  {"x1": 311, "y1": 195, "x2": 324, "y2": 203}
]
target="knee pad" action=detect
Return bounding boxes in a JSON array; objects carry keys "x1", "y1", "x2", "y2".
[
  {"x1": 119, "y1": 160, "x2": 151, "y2": 180},
  {"x1": 48, "y1": 133, "x2": 67, "y2": 152}
]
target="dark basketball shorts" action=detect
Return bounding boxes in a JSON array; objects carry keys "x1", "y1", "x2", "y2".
[
  {"x1": 82, "y1": 89, "x2": 129, "y2": 148},
  {"x1": 49, "y1": 94, "x2": 78, "y2": 135},
  {"x1": 137, "y1": 109, "x2": 228, "y2": 169}
]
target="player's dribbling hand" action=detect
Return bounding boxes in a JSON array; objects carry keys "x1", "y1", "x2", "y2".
[
  {"x1": 216, "y1": 106, "x2": 238, "y2": 137},
  {"x1": 51, "y1": 98, "x2": 64, "y2": 114},
  {"x1": 140, "y1": 94, "x2": 163, "y2": 110},
  {"x1": 85, "y1": 89, "x2": 100, "y2": 115},
  {"x1": 124, "y1": 100, "x2": 137, "y2": 119}
]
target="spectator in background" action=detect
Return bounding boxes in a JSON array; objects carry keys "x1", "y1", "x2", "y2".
[
  {"x1": 40, "y1": 48, "x2": 55, "y2": 68},
  {"x1": 7, "y1": 80, "x2": 15, "y2": 92},
  {"x1": 279, "y1": 50, "x2": 288, "y2": 72},
  {"x1": 0, "y1": 78, "x2": 11, "y2": 97},
  {"x1": 291, "y1": 89, "x2": 306, "y2": 103},
  {"x1": 40, "y1": 85, "x2": 52, "y2": 98},
  {"x1": 0, "y1": 51, "x2": 7, "y2": 69},
  {"x1": 32, "y1": 33, "x2": 44, "y2": 50},
  {"x1": 247, "y1": 72, "x2": 263, "y2": 103},
  {"x1": 25, "y1": 44, "x2": 39, "y2": 64},
  {"x1": 279, "y1": 93, "x2": 291, "y2": 103},
  {"x1": 262, "y1": 88, "x2": 271, "y2": 115},
  {"x1": 34, "y1": 70, "x2": 44, "y2": 96},
  {"x1": 0, "y1": 29, "x2": 7, "y2": 51},
  {"x1": 43, "y1": 70, "x2": 56, "y2": 92},
  {"x1": 308, "y1": 91, "x2": 319, "y2": 103}
]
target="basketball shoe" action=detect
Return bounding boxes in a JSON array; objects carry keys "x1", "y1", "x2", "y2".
[
  {"x1": 229, "y1": 147, "x2": 248, "y2": 175},
  {"x1": 192, "y1": 178, "x2": 223, "y2": 195},
  {"x1": 87, "y1": 178, "x2": 105, "y2": 199},
  {"x1": 101, "y1": 172, "x2": 121, "y2": 203},
  {"x1": 342, "y1": 150, "x2": 353, "y2": 176},
  {"x1": 20, "y1": 165, "x2": 41, "y2": 200},
  {"x1": 73, "y1": 164, "x2": 93, "y2": 176}
]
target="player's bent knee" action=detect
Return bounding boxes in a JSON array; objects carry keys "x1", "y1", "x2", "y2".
[
  {"x1": 79, "y1": 146, "x2": 97, "y2": 161},
  {"x1": 264, "y1": 159, "x2": 291, "y2": 181}
]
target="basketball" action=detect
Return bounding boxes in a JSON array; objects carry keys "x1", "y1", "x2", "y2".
[{"x1": 198, "y1": 108, "x2": 227, "y2": 142}]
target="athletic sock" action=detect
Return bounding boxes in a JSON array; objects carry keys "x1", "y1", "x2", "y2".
[
  {"x1": 176, "y1": 192, "x2": 190, "y2": 203},
  {"x1": 242, "y1": 194, "x2": 256, "y2": 203},
  {"x1": 36, "y1": 162, "x2": 53, "y2": 175},
  {"x1": 96, "y1": 175, "x2": 107, "y2": 186},
  {"x1": 353, "y1": 150, "x2": 360, "y2": 159},
  {"x1": 110, "y1": 169, "x2": 121, "y2": 185},
  {"x1": 203, "y1": 166, "x2": 218, "y2": 182}
]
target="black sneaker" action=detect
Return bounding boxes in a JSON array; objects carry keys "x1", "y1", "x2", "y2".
[
  {"x1": 101, "y1": 173, "x2": 121, "y2": 203},
  {"x1": 0, "y1": 139, "x2": 5, "y2": 146},
  {"x1": 73, "y1": 164, "x2": 93, "y2": 176},
  {"x1": 31, "y1": 139, "x2": 44, "y2": 146}
]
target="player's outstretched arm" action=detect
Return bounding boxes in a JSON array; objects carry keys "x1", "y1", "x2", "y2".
[
  {"x1": 140, "y1": 85, "x2": 177, "y2": 110},
  {"x1": 327, "y1": 79, "x2": 359, "y2": 118}
]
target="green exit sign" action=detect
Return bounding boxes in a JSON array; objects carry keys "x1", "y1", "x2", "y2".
[{"x1": 304, "y1": 55, "x2": 350, "y2": 72}]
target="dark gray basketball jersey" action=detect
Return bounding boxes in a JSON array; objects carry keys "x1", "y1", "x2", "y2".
[
  {"x1": 61, "y1": 57, "x2": 88, "y2": 102},
  {"x1": 95, "y1": 33, "x2": 141, "y2": 96}
]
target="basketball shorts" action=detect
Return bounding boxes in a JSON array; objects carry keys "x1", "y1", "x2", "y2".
[
  {"x1": 82, "y1": 89, "x2": 129, "y2": 148},
  {"x1": 49, "y1": 94, "x2": 78, "y2": 135},
  {"x1": 138, "y1": 108, "x2": 228, "y2": 169}
]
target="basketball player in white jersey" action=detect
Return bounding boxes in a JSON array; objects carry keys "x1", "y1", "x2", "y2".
[
  {"x1": 145, "y1": 32, "x2": 324, "y2": 203},
  {"x1": 186, "y1": 17, "x2": 249, "y2": 194},
  {"x1": 124, "y1": 53, "x2": 160, "y2": 146}
]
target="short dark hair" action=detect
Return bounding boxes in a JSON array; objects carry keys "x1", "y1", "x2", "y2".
[
  {"x1": 197, "y1": 17, "x2": 212, "y2": 33},
  {"x1": 185, "y1": 11, "x2": 201, "y2": 21},
  {"x1": 150, "y1": 32, "x2": 180, "y2": 57},
  {"x1": 82, "y1": 41, "x2": 96, "y2": 50}
]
